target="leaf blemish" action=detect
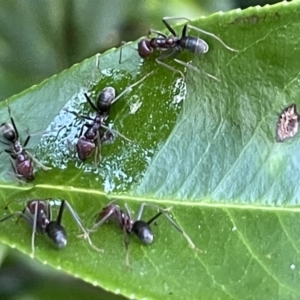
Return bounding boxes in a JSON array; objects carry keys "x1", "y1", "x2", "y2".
[{"x1": 275, "y1": 103, "x2": 299, "y2": 142}]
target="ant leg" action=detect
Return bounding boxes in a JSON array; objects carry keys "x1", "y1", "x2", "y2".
[
  {"x1": 51, "y1": 125, "x2": 67, "y2": 141},
  {"x1": 134, "y1": 202, "x2": 165, "y2": 224},
  {"x1": 173, "y1": 58, "x2": 220, "y2": 82},
  {"x1": 134, "y1": 202, "x2": 146, "y2": 221},
  {"x1": 25, "y1": 151, "x2": 52, "y2": 171},
  {"x1": 0, "y1": 209, "x2": 40, "y2": 257},
  {"x1": 22, "y1": 128, "x2": 63, "y2": 150},
  {"x1": 16, "y1": 206, "x2": 27, "y2": 224},
  {"x1": 161, "y1": 18, "x2": 177, "y2": 36},
  {"x1": 100, "y1": 130, "x2": 114, "y2": 144},
  {"x1": 124, "y1": 203, "x2": 132, "y2": 220},
  {"x1": 123, "y1": 226, "x2": 130, "y2": 267},
  {"x1": 23, "y1": 134, "x2": 31, "y2": 148},
  {"x1": 6, "y1": 171, "x2": 28, "y2": 184},
  {"x1": 141, "y1": 203, "x2": 199, "y2": 251},
  {"x1": 94, "y1": 131, "x2": 102, "y2": 167},
  {"x1": 148, "y1": 29, "x2": 168, "y2": 38},
  {"x1": 162, "y1": 17, "x2": 238, "y2": 52},
  {"x1": 119, "y1": 41, "x2": 141, "y2": 64},
  {"x1": 187, "y1": 24, "x2": 239, "y2": 52},
  {"x1": 84, "y1": 93, "x2": 99, "y2": 112},
  {"x1": 8, "y1": 156, "x2": 16, "y2": 172},
  {"x1": 111, "y1": 71, "x2": 154, "y2": 105},
  {"x1": 155, "y1": 58, "x2": 185, "y2": 79},
  {"x1": 119, "y1": 41, "x2": 127, "y2": 64},
  {"x1": 91, "y1": 205, "x2": 118, "y2": 230},
  {"x1": 155, "y1": 206, "x2": 198, "y2": 250},
  {"x1": 47, "y1": 201, "x2": 52, "y2": 222},
  {"x1": 0, "y1": 139, "x2": 10, "y2": 146},
  {"x1": 77, "y1": 123, "x2": 91, "y2": 138},
  {"x1": 160, "y1": 209, "x2": 198, "y2": 250},
  {"x1": 55, "y1": 200, "x2": 64, "y2": 225},
  {"x1": 63, "y1": 200, "x2": 103, "y2": 253},
  {"x1": 100, "y1": 124, "x2": 132, "y2": 143},
  {"x1": 0, "y1": 210, "x2": 32, "y2": 227},
  {"x1": 0, "y1": 211, "x2": 21, "y2": 223},
  {"x1": 67, "y1": 139, "x2": 77, "y2": 158},
  {"x1": 119, "y1": 204, "x2": 131, "y2": 267},
  {"x1": 89, "y1": 53, "x2": 101, "y2": 87},
  {"x1": 64, "y1": 109, "x2": 95, "y2": 122},
  {"x1": 95, "y1": 53, "x2": 100, "y2": 71},
  {"x1": 30, "y1": 202, "x2": 39, "y2": 258}
]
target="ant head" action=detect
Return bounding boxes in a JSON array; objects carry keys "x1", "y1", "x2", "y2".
[
  {"x1": 0, "y1": 122, "x2": 16, "y2": 142},
  {"x1": 46, "y1": 221, "x2": 67, "y2": 248},
  {"x1": 137, "y1": 39, "x2": 153, "y2": 59},
  {"x1": 97, "y1": 87, "x2": 115, "y2": 114},
  {"x1": 132, "y1": 220, "x2": 153, "y2": 244}
]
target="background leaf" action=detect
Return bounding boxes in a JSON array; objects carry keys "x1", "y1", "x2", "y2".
[
  {"x1": 0, "y1": 0, "x2": 211, "y2": 101},
  {"x1": 1, "y1": 1, "x2": 300, "y2": 299}
]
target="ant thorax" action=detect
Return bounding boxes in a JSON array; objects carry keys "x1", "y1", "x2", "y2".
[{"x1": 12, "y1": 141, "x2": 23, "y2": 154}]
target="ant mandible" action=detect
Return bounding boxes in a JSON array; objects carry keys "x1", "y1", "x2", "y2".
[
  {"x1": 122, "y1": 17, "x2": 238, "y2": 80},
  {"x1": 66, "y1": 71, "x2": 153, "y2": 164},
  {"x1": 0, "y1": 105, "x2": 51, "y2": 181},
  {"x1": 0, "y1": 199, "x2": 103, "y2": 257},
  {"x1": 82, "y1": 199, "x2": 198, "y2": 266}
]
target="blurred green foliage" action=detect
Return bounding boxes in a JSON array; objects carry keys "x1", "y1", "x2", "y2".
[{"x1": 0, "y1": 0, "x2": 212, "y2": 101}]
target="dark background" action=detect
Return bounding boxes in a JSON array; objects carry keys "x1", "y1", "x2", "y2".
[{"x1": 0, "y1": 0, "x2": 284, "y2": 299}]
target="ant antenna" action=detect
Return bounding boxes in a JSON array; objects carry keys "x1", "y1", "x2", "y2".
[
  {"x1": 137, "y1": 203, "x2": 200, "y2": 251},
  {"x1": 173, "y1": 59, "x2": 219, "y2": 82},
  {"x1": 111, "y1": 71, "x2": 154, "y2": 105},
  {"x1": 59, "y1": 200, "x2": 104, "y2": 253},
  {"x1": 162, "y1": 16, "x2": 239, "y2": 52}
]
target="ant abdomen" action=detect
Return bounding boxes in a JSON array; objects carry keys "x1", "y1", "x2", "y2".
[
  {"x1": 132, "y1": 220, "x2": 154, "y2": 244},
  {"x1": 0, "y1": 122, "x2": 16, "y2": 142},
  {"x1": 97, "y1": 87, "x2": 115, "y2": 115},
  {"x1": 46, "y1": 222, "x2": 67, "y2": 248},
  {"x1": 181, "y1": 37, "x2": 208, "y2": 54}
]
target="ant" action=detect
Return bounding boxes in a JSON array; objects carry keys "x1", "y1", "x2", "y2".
[
  {"x1": 0, "y1": 198, "x2": 103, "y2": 257},
  {"x1": 121, "y1": 17, "x2": 238, "y2": 80},
  {"x1": 81, "y1": 199, "x2": 198, "y2": 266},
  {"x1": 66, "y1": 71, "x2": 153, "y2": 164},
  {"x1": 0, "y1": 105, "x2": 51, "y2": 181}
]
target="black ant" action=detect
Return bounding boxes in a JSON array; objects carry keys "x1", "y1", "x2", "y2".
[
  {"x1": 81, "y1": 199, "x2": 198, "y2": 266},
  {"x1": 0, "y1": 199, "x2": 103, "y2": 257},
  {"x1": 121, "y1": 17, "x2": 238, "y2": 80},
  {"x1": 0, "y1": 105, "x2": 51, "y2": 181},
  {"x1": 66, "y1": 71, "x2": 153, "y2": 164}
]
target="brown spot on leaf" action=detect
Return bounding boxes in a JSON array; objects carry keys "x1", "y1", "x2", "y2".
[{"x1": 275, "y1": 103, "x2": 299, "y2": 142}]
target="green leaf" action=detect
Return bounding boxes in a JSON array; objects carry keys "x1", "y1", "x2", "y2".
[{"x1": 1, "y1": 1, "x2": 300, "y2": 299}]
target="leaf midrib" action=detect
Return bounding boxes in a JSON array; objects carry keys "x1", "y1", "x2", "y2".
[{"x1": 1, "y1": 183, "x2": 299, "y2": 212}]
